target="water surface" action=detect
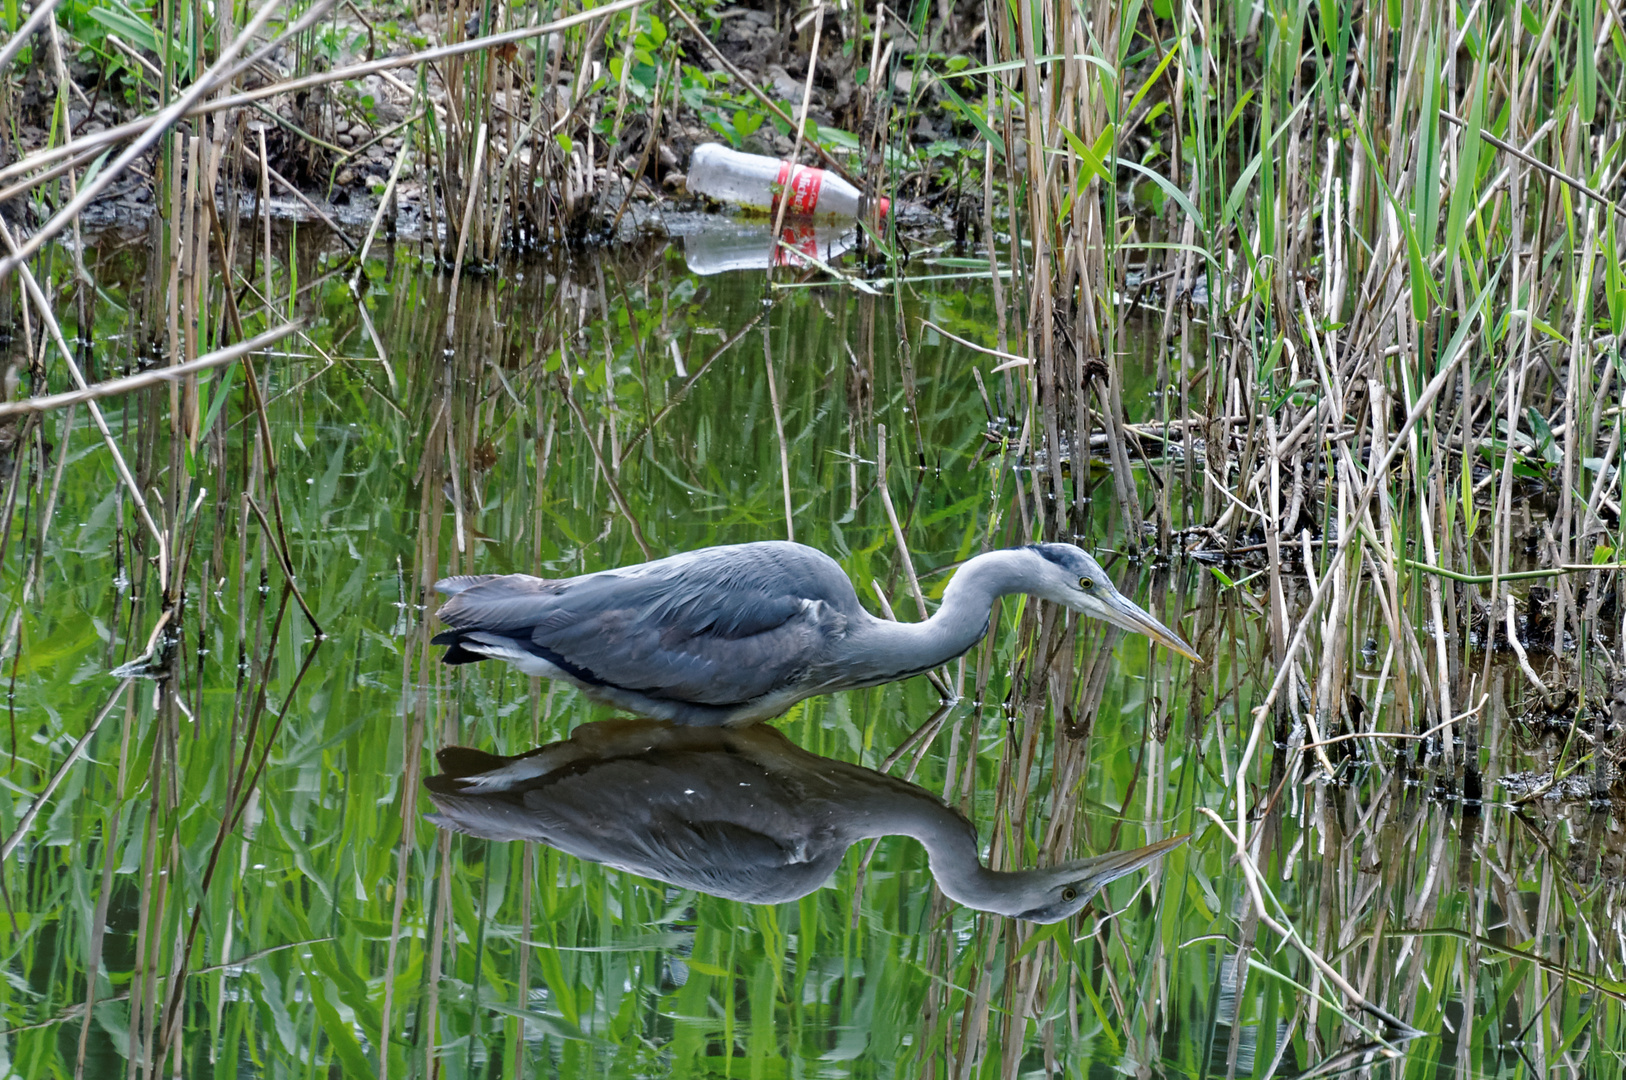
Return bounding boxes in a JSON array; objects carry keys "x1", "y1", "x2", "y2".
[{"x1": 0, "y1": 230, "x2": 1608, "y2": 1078}]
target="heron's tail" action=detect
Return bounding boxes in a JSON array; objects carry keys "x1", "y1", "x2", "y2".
[
  {"x1": 435, "y1": 574, "x2": 502, "y2": 596},
  {"x1": 428, "y1": 629, "x2": 493, "y2": 664},
  {"x1": 428, "y1": 742, "x2": 581, "y2": 792},
  {"x1": 435, "y1": 745, "x2": 510, "y2": 779}
]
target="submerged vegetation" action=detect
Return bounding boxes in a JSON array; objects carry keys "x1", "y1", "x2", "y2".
[{"x1": 1, "y1": 0, "x2": 1625, "y2": 1076}]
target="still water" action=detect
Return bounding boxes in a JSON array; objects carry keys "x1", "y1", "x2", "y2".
[{"x1": 0, "y1": 230, "x2": 1609, "y2": 1077}]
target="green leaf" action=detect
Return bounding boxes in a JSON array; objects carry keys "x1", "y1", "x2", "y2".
[
  {"x1": 1409, "y1": 37, "x2": 1443, "y2": 319},
  {"x1": 198, "y1": 361, "x2": 238, "y2": 439},
  {"x1": 302, "y1": 964, "x2": 374, "y2": 1076},
  {"x1": 1117, "y1": 158, "x2": 1204, "y2": 232},
  {"x1": 1578, "y1": 0, "x2": 1598, "y2": 118},
  {"x1": 1440, "y1": 63, "x2": 1486, "y2": 288},
  {"x1": 933, "y1": 75, "x2": 1005, "y2": 158},
  {"x1": 1526, "y1": 407, "x2": 1562, "y2": 464},
  {"x1": 1060, "y1": 123, "x2": 1114, "y2": 184}
]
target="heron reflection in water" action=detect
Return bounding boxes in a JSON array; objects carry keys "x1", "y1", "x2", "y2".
[
  {"x1": 425, "y1": 718, "x2": 1187, "y2": 923},
  {"x1": 433, "y1": 541, "x2": 1199, "y2": 726}
]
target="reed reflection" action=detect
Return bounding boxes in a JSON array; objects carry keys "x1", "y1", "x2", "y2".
[{"x1": 425, "y1": 718, "x2": 1184, "y2": 923}]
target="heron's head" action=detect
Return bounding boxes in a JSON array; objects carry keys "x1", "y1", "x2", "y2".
[
  {"x1": 1002, "y1": 834, "x2": 1190, "y2": 923},
  {"x1": 1025, "y1": 544, "x2": 1202, "y2": 662}
]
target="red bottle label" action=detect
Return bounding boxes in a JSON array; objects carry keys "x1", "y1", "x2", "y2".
[
  {"x1": 776, "y1": 223, "x2": 818, "y2": 266},
  {"x1": 773, "y1": 162, "x2": 825, "y2": 216}
]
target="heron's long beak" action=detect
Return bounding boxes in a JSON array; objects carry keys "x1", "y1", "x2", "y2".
[
  {"x1": 1074, "y1": 833, "x2": 1191, "y2": 889},
  {"x1": 1091, "y1": 590, "x2": 1203, "y2": 662}
]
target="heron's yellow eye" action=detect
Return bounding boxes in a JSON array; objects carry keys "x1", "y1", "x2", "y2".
[
  {"x1": 1061, "y1": 887, "x2": 1078, "y2": 902},
  {"x1": 1078, "y1": 578, "x2": 1093, "y2": 590}
]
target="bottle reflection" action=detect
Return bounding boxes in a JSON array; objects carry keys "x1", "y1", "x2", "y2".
[
  {"x1": 679, "y1": 219, "x2": 857, "y2": 275},
  {"x1": 426, "y1": 719, "x2": 1185, "y2": 923}
]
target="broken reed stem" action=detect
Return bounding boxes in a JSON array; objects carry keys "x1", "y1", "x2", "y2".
[
  {"x1": 0, "y1": 322, "x2": 302, "y2": 418},
  {"x1": 0, "y1": 216, "x2": 170, "y2": 586},
  {"x1": 446, "y1": 121, "x2": 489, "y2": 328},
  {"x1": 0, "y1": 0, "x2": 302, "y2": 280},
  {"x1": 1440, "y1": 110, "x2": 1626, "y2": 222}
]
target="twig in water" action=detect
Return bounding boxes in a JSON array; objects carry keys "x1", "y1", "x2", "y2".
[
  {"x1": 0, "y1": 679, "x2": 133, "y2": 860},
  {"x1": 245, "y1": 497, "x2": 324, "y2": 637},
  {"x1": 261, "y1": 162, "x2": 359, "y2": 252},
  {"x1": 918, "y1": 318, "x2": 1033, "y2": 367},
  {"x1": 0, "y1": 322, "x2": 302, "y2": 418},
  {"x1": 1299, "y1": 698, "x2": 1487, "y2": 752},
  {"x1": 1200, "y1": 808, "x2": 1422, "y2": 1037}
]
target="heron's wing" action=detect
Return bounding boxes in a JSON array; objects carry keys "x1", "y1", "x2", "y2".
[
  {"x1": 614, "y1": 817, "x2": 840, "y2": 904},
  {"x1": 427, "y1": 737, "x2": 851, "y2": 903},
  {"x1": 514, "y1": 777, "x2": 840, "y2": 903},
  {"x1": 435, "y1": 543, "x2": 858, "y2": 705}
]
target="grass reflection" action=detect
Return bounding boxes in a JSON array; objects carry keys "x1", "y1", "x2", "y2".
[{"x1": 0, "y1": 237, "x2": 1613, "y2": 1078}]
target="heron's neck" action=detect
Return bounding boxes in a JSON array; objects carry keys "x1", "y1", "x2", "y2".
[
  {"x1": 850, "y1": 550, "x2": 1038, "y2": 680},
  {"x1": 852, "y1": 790, "x2": 1051, "y2": 918}
]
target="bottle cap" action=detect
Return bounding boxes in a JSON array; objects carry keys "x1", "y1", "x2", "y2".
[{"x1": 876, "y1": 196, "x2": 891, "y2": 218}]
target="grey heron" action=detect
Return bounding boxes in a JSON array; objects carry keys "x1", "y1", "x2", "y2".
[
  {"x1": 425, "y1": 718, "x2": 1188, "y2": 923},
  {"x1": 433, "y1": 540, "x2": 1199, "y2": 726}
]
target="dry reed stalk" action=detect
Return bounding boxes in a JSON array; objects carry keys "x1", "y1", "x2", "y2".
[
  {"x1": 447, "y1": 122, "x2": 489, "y2": 322},
  {"x1": 0, "y1": 217, "x2": 170, "y2": 584},
  {"x1": 0, "y1": 0, "x2": 65, "y2": 72},
  {"x1": 762, "y1": 328, "x2": 795, "y2": 543},
  {"x1": 0, "y1": 0, "x2": 630, "y2": 224},
  {"x1": 557, "y1": 368, "x2": 652, "y2": 559},
  {"x1": 0, "y1": 323, "x2": 301, "y2": 417},
  {"x1": 0, "y1": 0, "x2": 304, "y2": 280}
]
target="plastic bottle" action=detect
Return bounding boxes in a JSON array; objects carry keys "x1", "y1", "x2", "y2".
[{"x1": 687, "y1": 143, "x2": 889, "y2": 221}]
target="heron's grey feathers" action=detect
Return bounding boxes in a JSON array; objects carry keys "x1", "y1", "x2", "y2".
[
  {"x1": 432, "y1": 540, "x2": 1197, "y2": 724},
  {"x1": 435, "y1": 575, "x2": 503, "y2": 597},
  {"x1": 426, "y1": 730, "x2": 846, "y2": 904},
  {"x1": 433, "y1": 543, "x2": 861, "y2": 708},
  {"x1": 425, "y1": 720, "x2": 1183, "y2": 920}
]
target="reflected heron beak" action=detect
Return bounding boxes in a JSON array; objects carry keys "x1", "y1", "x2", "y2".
[
  {"x1": 1074, "y1": 832, "x2": 1191, "y2": 890},
  {"x1": 1088, "y1": 590, "x2": 1203, "y2": 662}
]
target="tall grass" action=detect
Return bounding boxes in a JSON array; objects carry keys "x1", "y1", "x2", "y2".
[{"x1": 966, "y1": 0, "x2": 1626, "y2": 1072}]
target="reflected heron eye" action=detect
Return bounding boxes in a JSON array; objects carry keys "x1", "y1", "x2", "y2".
[{"x1": 1061, "y1": 887, "x2": 1078, "y2": 902}]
